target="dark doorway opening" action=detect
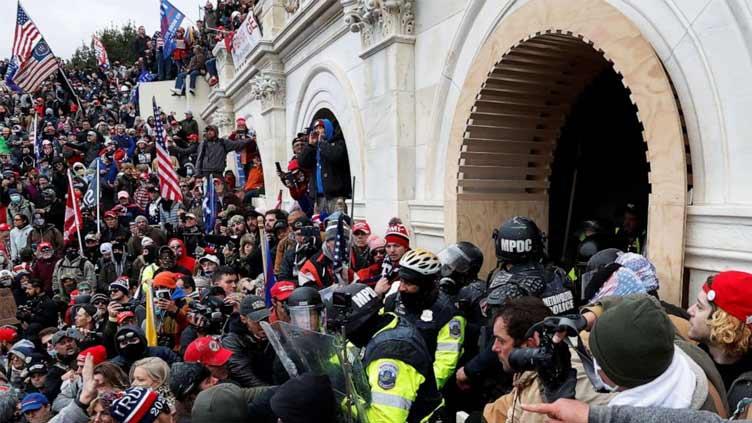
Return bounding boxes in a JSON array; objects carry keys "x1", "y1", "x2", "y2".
[
  {"x1": 548, "y1": 68, "x2": 650, "y2": 265},
  {"x1": 311, "y1": 108, "x2": 345, "y2": 140}
]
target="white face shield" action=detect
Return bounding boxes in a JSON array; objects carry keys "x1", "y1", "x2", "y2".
[{"x1": 288, "y1": 304, "x2": 325, "y2": 333}]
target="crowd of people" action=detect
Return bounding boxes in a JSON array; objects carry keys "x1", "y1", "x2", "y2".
[{"x1": 0, "y1": 2, "x2": 751, "y2": 423}]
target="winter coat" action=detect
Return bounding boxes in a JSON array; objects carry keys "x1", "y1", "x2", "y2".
[
  {"x1": 52, "y1": 255, "x2": 96, "y2": 294},
  {"x1": 298, "y1": 118, "x2": 352, "y2": 199},
  {"x1": 9, "y1": 225, "x2": 32, "y2": 261},
  {"x1": 483, "y1": 351, "x2": 613, "y2": 423},
  {"x1": 180, "y1": 118, "x2": 199, "y2": 137},
  {"x1": 221, "y1": 319, "x2": 276, "y2": 387},
  {"x1": 194, "y1": 137, "x2": 252, "y2": 177},
  {"x1": 97, "y1": 257, "x2": 132, "y2": 292},
  {"x1": 6, "y1": 198, "x2": 35, "y2": 225},
  {"x1": 27, "y1": 224, "x2": 64, "y2": 252},
  {"x1": 110, "y1": 325, "x2": 181, "y2": 373},
  {"x1": 31, "y1": 256, "x2": 58, "y2": 294}
]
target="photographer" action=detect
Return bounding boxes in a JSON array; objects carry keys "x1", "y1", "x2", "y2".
[
  {"x1": 297, "y1": 118, "x2": 351, "y2": 214},
  {"x1": 483, "y1": 297, "x2": 610, "y2": 423},
  {"x1": 17, "y1": 278, "x2": 58, "y2": 337},
  {"x1": 152, "y1": 271, "x2": 191, "y2": 351}
]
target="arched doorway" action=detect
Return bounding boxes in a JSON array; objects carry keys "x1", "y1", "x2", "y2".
[{"x1": 444, "y1": 0, "x2": 689, "y2": 304}]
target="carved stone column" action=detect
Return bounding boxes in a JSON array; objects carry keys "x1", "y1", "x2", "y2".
[
  {"x1": 212, "y1": 42, "x2": 235, "y2": 92},
  {"x1": 342, "y1": 0, "x2": 416, "y2": 223}
]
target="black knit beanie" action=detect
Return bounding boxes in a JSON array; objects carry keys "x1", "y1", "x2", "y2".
[{"x1": 590, "y1": 294, "x2": 675, "y2": 388}]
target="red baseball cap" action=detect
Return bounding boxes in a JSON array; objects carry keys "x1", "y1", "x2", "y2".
[
  {"x1": 703, "y1": 271, "x2": 752, "y2": 325},
  {"x1": 352, "y1": 222, "x2": 371, "y2": 235},
  {"x1": 184, "y1": 336, "x2": 233, "y2": 366},
  {"x1": 0, "y1": 327, "x2": 17, "y2": 343},
  {"x1": 116, "y1": 311, "x2": 136, "y2": 325},
  {"x1": 271, "y1": 281, "x2": 296, "y2": 301}
]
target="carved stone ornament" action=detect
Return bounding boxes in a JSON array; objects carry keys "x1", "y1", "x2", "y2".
[
  {"x1": 342, "y1": 0, "x2": 415, "y2": 48},
  {"x1": 284, "y1": 0, "x2": 300, "y2": 14},
  {"x1": 249, "y1": 72, "x2": 286, "y2": 110},
  {"x1": 211, "y1": 111, "x2": 234, "y2": 134}
]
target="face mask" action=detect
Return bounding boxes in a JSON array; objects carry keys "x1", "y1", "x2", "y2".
[
  {"x1": 592, "y1": 357, "x2": 618, "y2": 393},
  {"x1": 399, "y1": 290, "x2": 426, "y2": 311},
  {"x1": 121, "y1": 342, "x2": 145, "y2": 360},
  {"x1": 65, "y1": 249, "x2": 78, "y2": 260},
  {"x1": 113, "y1": 251, "x2": 123, "y2": 260},
  {"x1": 10, "y1": 194, "x2": 20, "y2": 204}
]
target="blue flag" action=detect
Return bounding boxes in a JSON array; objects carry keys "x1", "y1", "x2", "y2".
[
  {"x1": 130, "y1": 70, "x2": 155, "y2": 105},
  {"x1": 262, "y1": 231, "x2": 276, "y2": 307},
  {"x1": 202, "y1": 175, "x2": 216, "y2": 234},
  {"x1": 160, "y1": 0, "x2": 185, "y2": 59}
]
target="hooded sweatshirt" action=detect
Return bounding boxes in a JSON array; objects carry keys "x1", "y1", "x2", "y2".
[
  {"x1": 169, "y1": 238, "x2": 196, "y2": 272},
  {"x1": 109, "y1": 325, "x2": 180, "y2": 373}
]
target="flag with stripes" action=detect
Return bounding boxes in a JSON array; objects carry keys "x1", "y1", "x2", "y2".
[
  {"x1": 5, "y1": 4, "x2": 58, "y2": 94},
  {"x1": 64, "y1": 170, "x2": 83, "y2": 248},
  {"x1": 11, "y1": 3, "x2": 40, "y2": 59},
  {"x1": 152, "y1": 97, "x2": 183, "y2": 202},
  {"x1": 91, "y1": 35, "x2": 110, "y2": 68}
]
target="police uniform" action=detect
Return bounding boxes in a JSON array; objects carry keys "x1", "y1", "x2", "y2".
[
  {"x1": 389, "y1": 292, "x2": 467, "y2": 391},
  {"x1": 488, "y1": 261, "x2": 575, "y2": 316},
  {"x1": 362, "y1": 313, "x2": 442, "y2": 423}
]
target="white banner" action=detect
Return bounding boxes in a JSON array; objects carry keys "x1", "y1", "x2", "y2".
[{"x1": 231, "y1": 12, "x2": 262, "y2": 67}]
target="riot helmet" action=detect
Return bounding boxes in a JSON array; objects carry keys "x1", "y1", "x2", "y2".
[
  {"x1": 286, "y1": 287, "x2": 324, "y2": 332},
  {"x1": 493, "y1": 216, "x2": 544, "y2": 264},
  {"x1": 324, "y1": 283, "x2": 381, "y2": 342},
  {"x1": 438, "y1": 241, "x2": 484, "y2": 294}
]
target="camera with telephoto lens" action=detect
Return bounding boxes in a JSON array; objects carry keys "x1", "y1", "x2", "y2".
[
  {"x1": 508, "y1": 315, "x2": 586, "y2": 392},
  {"x1": 188, "y1": 295, "x2": 232, "y2": 333}
]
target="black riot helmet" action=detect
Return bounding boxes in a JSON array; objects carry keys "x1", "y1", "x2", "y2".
[
  {"x1": 324, "y1": 283, "x2": 381, "y2": 341},
  {"x1": 438, "y1": 242, "x2": 484, "y2": 294},
  {"x1": 493, "y1": 216, "x2": 544, "y2": 264},
  {"x1": 285, "y1": 286, "x2": 323, "y2": 310}
]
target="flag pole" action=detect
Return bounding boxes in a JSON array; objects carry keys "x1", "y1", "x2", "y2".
[
  {"x1": 67, "y1": 169, "x2": 85, "y2": 255},
  {"x1": 96, "y1": 160, "x2": 101, "y2": 238}
]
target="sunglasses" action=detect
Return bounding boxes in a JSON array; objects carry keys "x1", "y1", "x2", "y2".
[{"x1": 116, "y1": 332, "x2": 139, "y2": 345}]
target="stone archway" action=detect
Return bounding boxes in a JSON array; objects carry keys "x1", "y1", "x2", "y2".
[{"x1": 444, "y1": 0, "x2": 689, "y2": 303}]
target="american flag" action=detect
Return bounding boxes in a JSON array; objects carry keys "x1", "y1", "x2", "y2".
[
  {"x1": 152, "y1": 97, "x2": 183, "y2": 202},
  {"x1": 5, "y1": 4, "x2": 58, "y2": 94},
  {"x1": 12, "y1": 4, "x2": 40, "y2": 59}
]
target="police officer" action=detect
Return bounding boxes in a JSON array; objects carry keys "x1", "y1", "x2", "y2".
[
  {"x1": 437, "y1": 241, "x2": 486, "y2": 325},
  {"x1": 331, "y1": 283, "x2": 441, "y2": 423},
  {"x1": 488, "y1": 216, "x2": 575, "y2": 316},
  {"x1": 386, "y1": 248, "x2": 466, "y2": 392},
  {"x1": 285, "y1": 286, "x2": 325, "y2": 332}
]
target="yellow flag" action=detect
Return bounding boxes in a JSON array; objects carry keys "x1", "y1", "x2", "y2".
[{"x1": 143, "y1": 282, "x2": 158, "y2": 347}]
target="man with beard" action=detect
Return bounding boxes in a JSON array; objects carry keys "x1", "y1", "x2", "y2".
[
  {"x1": 221, "y1": 295, "x2": 276, "y2": 387},
  {"x1": 110, "y1": 325, "x2": 179, "y2": 373},
  {"x1": 385, "y1": 248, "x2": 466, "y2": 392},
  {"x1": 174, "y1": 213, "x2": 203, "y2": 257},
  {"x1": 156, "y1": 246, "x2": 191, "y2": 277},
  {"x1": 17, "y1": 278, "x2": 58, "y2": 337},
  {"x1": 31, "y1": 242, "x2": 58, "y2": 295},
  {"x1": 52, "y1": 244, "x2": 96, "y2": 296},
  {"x1": 45, "y1": 328, "x2": 82, "y2": 400},
  {"x1": 27, "y1": 211, "x2": 63, "y2": 252}
]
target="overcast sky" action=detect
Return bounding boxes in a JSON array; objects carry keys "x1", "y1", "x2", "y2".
[{"x1": 0, "y1": 0, "x2": 203, "y2": 60}]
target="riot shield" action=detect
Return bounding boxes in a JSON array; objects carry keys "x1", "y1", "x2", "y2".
[{"x1": 261, "y1": 321, "x2": 371, "y2": 423}]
